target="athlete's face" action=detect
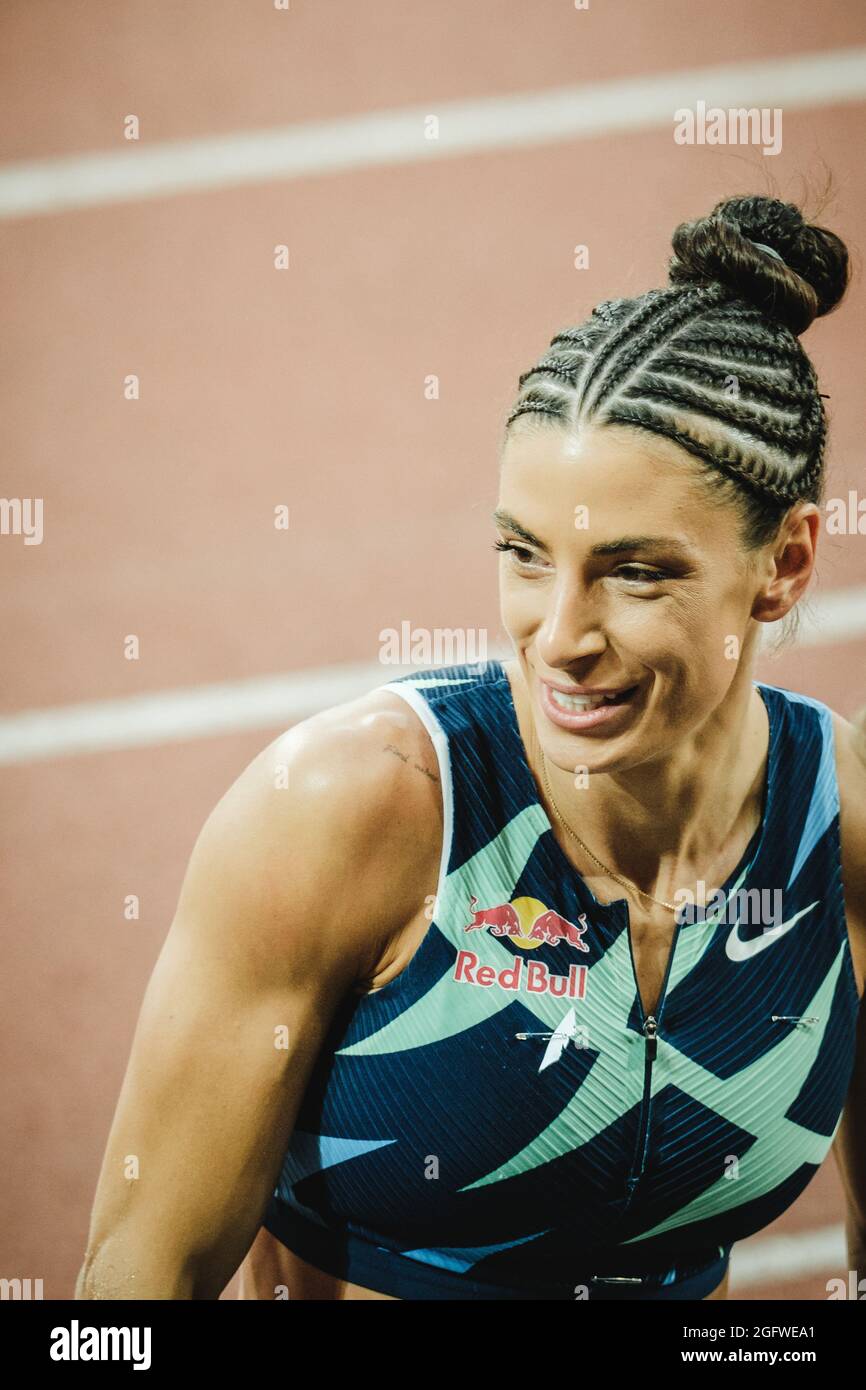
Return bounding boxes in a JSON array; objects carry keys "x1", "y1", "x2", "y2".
[{"x1": 496, "y1": 422, "x2": 811, "y2": 775}]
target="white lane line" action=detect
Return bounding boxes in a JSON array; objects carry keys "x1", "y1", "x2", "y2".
[
  {"x1": 729, "y1": 1223, "x2": 847, "y2": 1289},
  {"x1": 797, "y1": 584, "x2": 866, "y2": 647},
  {"x1": 1, "y1": 584, "x2": 865, "y2": 764},
  {"x1": 0, "y1": 656, "x2": 507, "y2": 765},
  {"x1": 1, "y1": 48, "x2": 865, "y2": 218}
]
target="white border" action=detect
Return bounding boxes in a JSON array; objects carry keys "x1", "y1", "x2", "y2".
[{"x1": 379, "y1": 680, "x2": 455, "y2": 926}]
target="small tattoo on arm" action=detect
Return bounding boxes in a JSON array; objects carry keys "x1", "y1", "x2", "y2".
[{"x1": 382, "y1": 744, "x2": 439, "y2": 783}]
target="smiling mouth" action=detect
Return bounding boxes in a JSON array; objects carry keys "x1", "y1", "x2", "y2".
[{"x1": 546, "y1": 684, "x2": 640, "y2": 712}]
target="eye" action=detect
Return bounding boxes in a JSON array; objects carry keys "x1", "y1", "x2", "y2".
[
  {"x1": 616, "y1": 564, "x2": 669, "y2": 584},
  {"x1": 493, "y1": 539, "x2": 547, "y2": 570}
]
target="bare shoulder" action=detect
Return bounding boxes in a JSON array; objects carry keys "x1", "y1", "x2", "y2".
[
  {"x1": 181, "y1": 685, "x2": 443, "y2": 991},
  {"x1": 830, "y1": 706, "x2": 866, "y2": 828},
  {"x1": 264, "y1": 685, "x2": 443, "y2": 847},
  {"x1": 829, "y1": 707, "x2": 866, "y2": 980}
]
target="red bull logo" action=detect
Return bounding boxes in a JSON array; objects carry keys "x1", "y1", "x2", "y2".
[
  {"x1": 454, "y1": 950, "x2": 587, "y2": 999},
  {"x1": 528, "y1": 908, "x2": 590, "y2": 950},
  {"x1": 463, "y1": 895, "x2": 589, "y2": 951},
  {"x1": 457, "y1": 895, "x2": 590, "y2": 999},
  {"x1": 463, "y1": 895, "x2": 522, "y2": 937}
]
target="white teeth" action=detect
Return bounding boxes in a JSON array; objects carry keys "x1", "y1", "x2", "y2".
[
  {"x1": 548, "y1": 686, "x2": 636, "y2": 712},
  {"x1": 550, "y1": 689, "x2": 607, "y2": 711}
]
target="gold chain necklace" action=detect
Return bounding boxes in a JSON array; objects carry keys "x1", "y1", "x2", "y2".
[{"x1": 539, "y1": 745, "x2": 679, "y2": 913}]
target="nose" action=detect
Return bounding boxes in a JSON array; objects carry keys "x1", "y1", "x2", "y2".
[{"x1": 536, "y1": 577, "x2": 608, "y2": 670}]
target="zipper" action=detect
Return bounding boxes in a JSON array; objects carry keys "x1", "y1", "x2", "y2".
[{"x1": 622, "y1": 910, "x2": 682, "y2": 1207}]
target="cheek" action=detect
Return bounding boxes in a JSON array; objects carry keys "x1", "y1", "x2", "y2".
[
  {"x1": 498, "y1": 569, "x2": 539, "y2": 632},
  {"x1": 617, "y1": 593, "x2": 740, "y2": 686},
  {"x1": 672, "y1": 583, "x2": 751, "y2": 657},
  {"x1": 644, "y1": 585, "x2": 739, "y2": 646},
  {"x1": 641, "y1": 592, "x2": 747, "y2": 703}
]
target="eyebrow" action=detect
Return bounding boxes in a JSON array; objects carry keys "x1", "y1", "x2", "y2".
[{"x1": 491, "y1": 509, "x2": 695, "y2": 560}]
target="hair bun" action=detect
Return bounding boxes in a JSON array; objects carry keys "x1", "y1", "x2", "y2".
[{"x1": 667, "y1": 194, "x2": 850, "y2": 335}]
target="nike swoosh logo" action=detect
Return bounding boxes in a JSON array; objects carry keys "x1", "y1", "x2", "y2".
[{"x1": 725, "y1": 900, "x2": 820, "y2": 961}]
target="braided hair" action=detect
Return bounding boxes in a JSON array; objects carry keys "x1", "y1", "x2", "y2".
[{"x1": 504, "y1": 195, "x2": 850, "y2": 647}]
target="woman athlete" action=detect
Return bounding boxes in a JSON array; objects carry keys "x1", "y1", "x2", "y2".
[{"x1": 77, "y1": 194, "x2": 866, "y2": 1301}]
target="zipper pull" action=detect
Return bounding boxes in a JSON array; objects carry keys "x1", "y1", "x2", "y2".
[{"x1": 643, "y1": 1015, "x2": 658, "y2": 1061}]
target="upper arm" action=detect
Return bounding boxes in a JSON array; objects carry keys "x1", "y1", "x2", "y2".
[
  {"x1": 78, "y1": 690, "x2": 442, "y2": 1298},
  {"x1": 834, "y1": 1006, "x2": 866, "y2": 1242},
  {"x1": 832, "y1": 707, "x2": 866, "y2": 963},
  {"x1": 851, "y1": 702, "x2": 866, "y2": 761},
  {"x1": 830, "y1": 708, "x2": 866, "y2": 1240}
]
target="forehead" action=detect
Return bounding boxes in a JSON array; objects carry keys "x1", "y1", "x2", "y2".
[{"x1": 498, "y1": 422, "x2": 733, "y2": 545}]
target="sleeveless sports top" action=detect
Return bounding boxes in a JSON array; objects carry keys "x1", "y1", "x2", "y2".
[{"x1": 261, "y1": 660, "x2": 860, "y2": 1300}]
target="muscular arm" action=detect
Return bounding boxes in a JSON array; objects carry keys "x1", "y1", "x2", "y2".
[
  {"x1": 831, "y1": 709, "x2": 866, "y2": 1285},
  {"x1": 75, "y1": 691, "x2": 441, "y2": 1299},
  {"x1": 835, "y1": 1011, "x2": 866, "y2": 1284}
]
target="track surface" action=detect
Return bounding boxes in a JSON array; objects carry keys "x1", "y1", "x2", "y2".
[{"x1": 1, "y1": 2, "x2": 865, "y2": 1301}]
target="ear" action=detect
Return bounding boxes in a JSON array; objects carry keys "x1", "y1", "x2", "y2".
[{"x1": 750, "y1": 505, "x2": 820, "y2": 624}]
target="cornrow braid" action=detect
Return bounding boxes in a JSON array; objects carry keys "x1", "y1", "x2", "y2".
[
  {"x1": 504, "y1": 195, "x2": 850, "y2": 556},
  {"x1": 517, "y1": 358, "x2": 578, "y2": 388},
  {"x1": 575, "y1": 282, "x2": 733, "y2": 421}
]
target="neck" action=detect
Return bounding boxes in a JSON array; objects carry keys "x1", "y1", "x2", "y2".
[{"x1": 513, "y1": 657, "x2": 770, "y2": 906}]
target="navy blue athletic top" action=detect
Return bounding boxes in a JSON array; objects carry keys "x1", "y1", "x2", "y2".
[{"x1": 261, "y1": 660, "x2": 860, "y2": 1300}]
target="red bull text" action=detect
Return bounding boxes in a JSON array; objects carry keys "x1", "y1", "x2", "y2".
[
  {"x1": 457, "y1": 896, "x2": 590, "y2": 998},
  {"x1": 454, "y1": 949, "x2": 587, "y2": 998}
]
